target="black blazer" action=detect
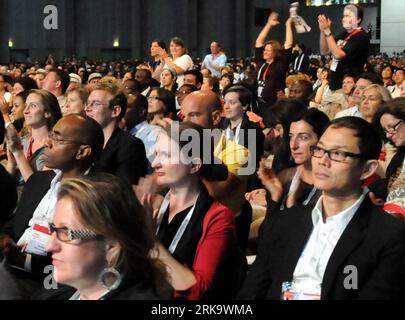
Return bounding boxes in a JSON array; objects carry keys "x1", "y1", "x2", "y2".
[
  {"x1": 2, "y1": 170, "x2": 56, "y2": 241},
  {"x1": 1, "y1": 170, "x2": 57, "y2": 280},
  {"x1": 94, "y1": 127, "x2": 147, "y2": 185},
  {"x1": 369, "y1": 147, "x2": 405, "y2": 201},
  {"x1": 238, "y1": 196, "x2": 405, "y2": 300},
  {"x1": 0, "y1": 165, "x2": 18, "y2": 229}
]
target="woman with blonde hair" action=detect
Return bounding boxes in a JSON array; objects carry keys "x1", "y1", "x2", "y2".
[
  {"x1": 359, "y1": 84, "x2": 392, "y2": 124},
  {"x1": 319, "y1": 91, "x2": 349, "y2": 119},
  {"x1": 39, "y1": 173, "x2": 172, "y2": 300}
]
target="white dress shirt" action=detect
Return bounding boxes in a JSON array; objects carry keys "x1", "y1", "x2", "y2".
[
  {"x1": 292, "y1": 190, "x2": 367, "y2": 295},
  {"x1": 130, "y1": 121, "x2": 164, "y2": 172},
  {"x1": 388, "y1": 84, "x2": 402, "y2": 99},
  {"x1": 17, "y1": 170, "x2": 63, "y2": 247},
  {"x1": 334, "y1": 106, "x2": 362, "y2": 119}
]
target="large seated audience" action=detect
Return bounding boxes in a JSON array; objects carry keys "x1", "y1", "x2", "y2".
[{"x1": 0, "y1": 3, "x2": 404, "y2": 300}]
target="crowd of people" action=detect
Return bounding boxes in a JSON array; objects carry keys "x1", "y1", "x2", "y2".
[{"x1": 0, "y1": 3, "x2": 404, "y2": 300}]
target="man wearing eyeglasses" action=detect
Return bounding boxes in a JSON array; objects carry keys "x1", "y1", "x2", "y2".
[
  {"x1": 85, "y1": 83, "x2": 147, "y2": 186},
  {"x1": 0, "y1": 114, "x2": 104, "y2": 297},
  {"x1": 239, "y1": 117, "x2": 405, "y2": 300}
]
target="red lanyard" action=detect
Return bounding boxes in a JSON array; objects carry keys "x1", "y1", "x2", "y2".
[
  {"x1": 338, "y1": 28, "x2": 363, "y2": 48},
  {"x1": 26, "y1": 136, "x2": 34, "y2": 161},
  {"x1": 261, "y1": 63, "x2": 271, "y2": 81}
]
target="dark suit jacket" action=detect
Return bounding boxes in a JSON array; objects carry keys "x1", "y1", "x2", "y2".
[
  {"x1": 292, "y1": 53, "x2": 310, "y2": 73},
  {"x1": 238, "y1": 196, "x2": 405, "y2": 300},
  {"x1": 94, "y1": 127, "x2": 147, "y2": 185},
  {"x1": 1, "y1": 170, "x2": 56, "y2": 280},
  {"x1": 0, "y1": 164, "x2": 18, "y2": 229},
  {"x1": 369, "y1": 147, "x2": 405, "y2": 201},
  {"x1": 2, "y1": 170, "x2": 56, "y2": 242}
]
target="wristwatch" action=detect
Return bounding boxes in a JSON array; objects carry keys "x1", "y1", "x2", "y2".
[{"x1": 324, "y1": 31, "x2": 332, "y2": 38}]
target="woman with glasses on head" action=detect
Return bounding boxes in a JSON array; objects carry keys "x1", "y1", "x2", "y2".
[
  {"x1": 370, "y1": 98, "x2": 405, "y2": 219},
  {"x1": 37, "y1": 173, "x2": 172, "y2": 300},
  {"x1": 147, "y1": 87, "x2": 176, "y2": 126},
  {"x1": 5, "y1": 89, "x2": 62, "y2": 192}
]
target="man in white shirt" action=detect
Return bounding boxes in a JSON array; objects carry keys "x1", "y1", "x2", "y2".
[
  {"x1": 388, "y1": 68, "x2": 405, "y2": 99},
  {"x1": 0, "y1": 114, "x2": 104, "y2": 281},
  {"x1": 239, "y1": 117, "x2": 405, "y2": 300}
]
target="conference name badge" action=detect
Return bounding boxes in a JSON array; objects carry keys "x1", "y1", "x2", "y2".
[
  {"x1": 24, "y1": 224, "x2": 51, "y2": 256},
  {"x1": 281, "y1": 281, "x2": 321, "y2": 301}
]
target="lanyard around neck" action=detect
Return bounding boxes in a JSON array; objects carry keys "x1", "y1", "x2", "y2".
[
  {"x1": 156, "y1": 191, "x2": 199, "y2": 254},
  {"x1": 258, "y1": 62, "x2": 272, "y2": 82},
  {"x1": 225, "y1": 121, "x2": 242, "y2": 145},
  {"x1": 338, "y1": 28, "x2": 363, "y2": 48}
]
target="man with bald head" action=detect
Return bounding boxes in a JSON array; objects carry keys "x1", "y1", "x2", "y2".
[
  {"x1": 1, "y1": 114, "x2": 104, "y2": 286},
  {"x1": 181, "y1": 91, "x2": 251, "y2": 216}
]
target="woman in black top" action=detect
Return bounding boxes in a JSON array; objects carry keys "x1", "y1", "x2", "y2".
[
  {"x1": 221, "y1": 84, "x2": 265, "y2": 167},
  {"x1": 40, "y1": 174, "x2": 171, "y2": 300},
  {"x1": 255, "y1": 12, "x2": 293, "y2": 109},
  {"x1": 372, "y1": 99, "x2": 405, "y2": 218}
]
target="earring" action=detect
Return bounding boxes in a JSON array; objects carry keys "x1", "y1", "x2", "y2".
[{"x1": 98, "y1": 267, "x2": 122, "y2": 291}]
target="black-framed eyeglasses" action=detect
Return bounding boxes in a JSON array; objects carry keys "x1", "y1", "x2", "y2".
[
  {"x1": 383, "y1": 120, "x2": 403, "y2": 135},
  {"x1": 310, "y1": 145, "x2": 364, "y2": 163},
  {"x1": 48, "y1": 132, "x2": 84, "y2": 145},
  {"x1": 49, "y1": 223, "x2": 100, "y2": 243}
]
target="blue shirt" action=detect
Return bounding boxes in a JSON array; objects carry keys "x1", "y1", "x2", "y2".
[{"x1": 129, "y1": 121, "x2": 164, "y2": 173}]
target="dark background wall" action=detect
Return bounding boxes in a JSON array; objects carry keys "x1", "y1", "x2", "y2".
[{"x1": 0, "y1": 0, "x2": 379, "y2": 64}]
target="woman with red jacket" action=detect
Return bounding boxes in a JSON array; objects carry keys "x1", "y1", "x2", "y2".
[{"x1": 147, "y1": 121, "x2": 242, "y2": 300}]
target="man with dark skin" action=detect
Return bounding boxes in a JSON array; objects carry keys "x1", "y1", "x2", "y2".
[
  {"x1": 135, "y1": 69, "x2": 152, "y2": 97},
  {"x1": 122, "y1": 79, "x2": 141, "y2": 97},
  {"x1": 288, "y1": 80, "x2": 313, "y2": 106},
  {"x1": 0, "y1": 114, "x2": 104, "y2": 286}
]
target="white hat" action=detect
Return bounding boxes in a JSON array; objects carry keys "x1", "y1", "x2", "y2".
[
  {"x1": 69, "y1": 73, "x2": 82, "y2": 84},
  {"x1": 88, "y1": 72, "x2": 102, "y2": 82}
]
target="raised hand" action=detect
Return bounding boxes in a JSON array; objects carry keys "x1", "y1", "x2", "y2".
[
  {"x1": 257, "y1": 159, "x2": 283, "y2": 203},
  {"x1": 318, "y1": 14, "x2": 332, "y2": 32},
  {"x1": 0, "y1": 98, "x2": 9, "y2": 116},
  {"x1": 5, "y1": 124, "x2": 22, "y2": 153},
  {"x1": 267, "y1": 12, "x2": 280, "y2": 27}
]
